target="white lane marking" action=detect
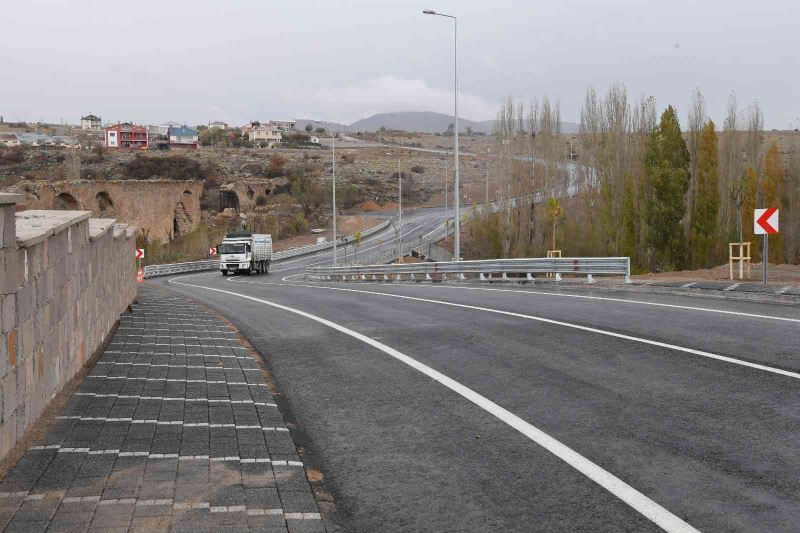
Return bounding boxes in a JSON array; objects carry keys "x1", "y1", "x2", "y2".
[
  {"x1": 235, "y1": 279, "x2": 800, "y2": 381},
  {"x1": 378, "y1": 282, "x2": 800, "y2": 324},
  {"x1": 169, "y1": 276, "x2": 699, "y2": 533}
]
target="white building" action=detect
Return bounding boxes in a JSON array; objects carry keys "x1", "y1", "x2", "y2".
[
  {"x1": 248, "y1": 126, "x2": 282, "y2": 147},
  {"x1": 271, "y1": 120, "x2": 296, "y2": 131},
  {"x1": 208, "y1": 121, "x2": 228, "y2": 130},
  {"x1": 80, "y1": 114, "x2": 101, "y2": 130}
]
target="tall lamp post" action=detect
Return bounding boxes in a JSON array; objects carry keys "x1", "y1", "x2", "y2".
[
  {"x1": 423, "y1": 9, "x2": 460, "y2": 261},
  {"x1": 331, "y1": 132, "x2": 337, "y2": 267}
]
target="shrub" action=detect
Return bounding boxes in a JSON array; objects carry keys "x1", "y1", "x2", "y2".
[
  {"x1": 0, "y1": 145, "x2": 25, "y2": 165},
  {"x1": 255, "y1": 194, "x2": 268, "y2": 206},
  {"x1": 411, "y1": 165, "x2": 425, "y2": 173},
  {"x1": 340, "y1": 153, "x2": 355, "y2": 164},
  {"x1": 266, "y1": 154, "x2": 288, "y2": 177},
  {"x1": 122, "y1": 154, "x2": 208, "y2": 181}
]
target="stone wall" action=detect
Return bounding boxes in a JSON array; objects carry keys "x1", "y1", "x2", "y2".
[
  {"x1": 9, "y1": 180, "x2": 203, "y2": 243},
  {"x1": 0, "y1": 194, "x2": 136, "y2": 460}
]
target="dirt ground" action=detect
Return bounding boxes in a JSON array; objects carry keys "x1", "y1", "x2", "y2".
[
  {"x1": 272, "y1": 215, "x2": 381, "y2": 252},
  {"x1": 632, "y1": 262, "x2": 800, "y2": 285}
]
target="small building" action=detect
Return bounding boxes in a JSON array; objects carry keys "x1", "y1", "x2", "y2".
[
  {"x1": 271, "y1": 120, "x2": 296, "y2": 131},
  {"x1": 80, "y1": 114, "x2": 102, "y2": 130},
  {"x1": 208, "y1": 121, "x2": 228, "y2": 130},
  {"x1": 248, "y1": 125, "x2": 282, "y2": 148},
  {"x1": 104, "y1": 123, "x2": 148, "y2": 149},
  {"x1": 240, "y1": 121, "x2": 262, "y2": 137},
  {"x1": 168, "y1": 126, "x2": 199, "y2": 149},
  {"x1": 309, "y1": 136, "x2": 321, "y2": 145},
  {"x1": 0, "y1": 133, "x2": 20, "y2": 147}
]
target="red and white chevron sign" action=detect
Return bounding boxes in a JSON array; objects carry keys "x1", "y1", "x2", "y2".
[{"x1": 754, "y1": 208, "x2": 779, "y2": 235}]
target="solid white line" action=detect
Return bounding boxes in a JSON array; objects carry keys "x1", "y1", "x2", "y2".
[
  {"x1": 169, "y1": 275, "x2": 699, "y2": 533},
  {"x1": 383, "y1": 282, "x2": 800, "y2": 324},
  {"x1": 236, "y1": 279, "x2": 800, "y2": 381}
]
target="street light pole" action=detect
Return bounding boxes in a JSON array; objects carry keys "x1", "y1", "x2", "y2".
[
  {"x1": 398, "y1": 158, "x2": 402, "y2": 263},
  {"x1": 444, "y1": 159, "x2": 448, "y2": 215},
  {"x1": 423, "y1": 9, "x2": 459, "y2": 261},
  {"x1": 331, "y1": 132, "x2": 337, "y2": 267},
  {"x1": 486, "y1": 148, "x2": 490, "y2": 207}
]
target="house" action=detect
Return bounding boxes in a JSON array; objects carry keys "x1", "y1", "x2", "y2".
[
  {"x1": 149, "y1": 121, "x2": 181, "y2": 137},
  {"x1": 104, "y1": 123, "x2": 148, "y2": 149},
  {"x1": 0, "y1": 133, "x2": 20, "y2": 147},
  {"x1": 271, "y1": 120, "x2": 296, "y2": 131},
  {"x1": 309, "y1": 136, "x2": 321, "y2": 145},
  {"x1": 248, "y1": 125, "x2": 282, "y2": 147},
  {"x1": 240, "y1": 121, "x2": 262, "y2": 137},
  {"x1": 168, "y1": 126, "x2": 199, "y2": 149},
  {"x1": 208, "y1": 121, "x2": 228, "y2": 130},
  {"x1": 80, "y1": 114, "x2": 102, "y2": 130}
]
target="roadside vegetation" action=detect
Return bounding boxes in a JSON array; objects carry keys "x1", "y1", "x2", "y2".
[{"x1": 467, "y1": 85, "x2": 800, "y2": 271}]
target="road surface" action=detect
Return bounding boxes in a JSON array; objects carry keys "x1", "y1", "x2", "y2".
[{"x1": 154, "y1": 267, "x2": 800, "y2": 532}]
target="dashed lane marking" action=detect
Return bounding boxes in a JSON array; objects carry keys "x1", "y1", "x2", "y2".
[
  {"x1": 238, "y1": 279, "x2": 800, "y2": 381},
  {"x1": 169, "y1": 274, "x2": 700, "y2": 533}
]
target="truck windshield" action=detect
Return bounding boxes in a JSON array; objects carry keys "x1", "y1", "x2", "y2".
[{"x1": 219, "y1": 243, "x2": 246, "y2": 254}]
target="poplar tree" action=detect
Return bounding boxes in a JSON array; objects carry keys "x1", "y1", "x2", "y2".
[
  {"x1": 689, "y1": 120, "x2": 719, "y2": 268},
  {"x1": 762, "y1": 143, "x2": 784, "y2": 263},
  {"x1": 645, "y1": 106, "x2": 691, "y2": 270}
]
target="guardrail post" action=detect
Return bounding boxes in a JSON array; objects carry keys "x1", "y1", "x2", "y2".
[
  {"x1": 586, "y1": 274, "x2": 595, "y2": 283},
  {"x1": 441, "y1": 273, "x2": 447, "y2": 280},
  {"x1": 425, "y1": 273, "x2": 432, "y2": 280},
  {"x1": 383, "y1": 274, "x2": 389, "y2": 281},
  {"x1": 410, "y1": 273, "x2": 416, "y2": 281},
  {"x1": 555, "y1": 273, "x2": 562, "y2": 282},
  {"x1": 526, "y1": 273, "x2": 534, "y2": 282},
  {"x1": 459, "y1": 273, "x2": 465, "y2": 280},
  {"x1": 501, "y1": 272, "x2": 508, "y2": 281},
  {"x1": 625, "y1": 257, "x2": 632, "y2": 284},
  {"x1": 479, "y1": 273, "x2": 486, "y2": 281}
]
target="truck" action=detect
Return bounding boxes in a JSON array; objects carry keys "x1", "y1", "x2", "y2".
[{"x1": 218, "y1": 231, "x2": 272, "y2": 276}]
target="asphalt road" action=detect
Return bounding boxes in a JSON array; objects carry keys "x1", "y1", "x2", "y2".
[
  {"x1": 269, "y1": 207, "x2": 449, "y2": 276},
  {"x1": 153, "y1": 267, "x2": 800, "y2": 532}
]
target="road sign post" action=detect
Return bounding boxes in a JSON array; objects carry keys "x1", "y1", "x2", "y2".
[{"x1": 754, "y1": 208, "x2": 779, "y2": 284}]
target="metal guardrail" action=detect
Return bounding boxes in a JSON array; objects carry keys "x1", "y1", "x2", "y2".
[
  {"x1": 307, "y1": 257, "x2": 631, "y2": 283},
  {"x1": 143, "y1": 260, "x2": 220, "y2": 278},
  {"x1": 143, "y1": 219, "x2": 393, "y2": 278}
]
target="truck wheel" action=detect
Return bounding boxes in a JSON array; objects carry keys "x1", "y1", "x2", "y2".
[{"x1": 221, "y1": 270, "x2": 228, "y2": 276}]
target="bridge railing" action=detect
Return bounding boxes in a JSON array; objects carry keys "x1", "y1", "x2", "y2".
[
  {"x1": 306, "y1": 257, "x2": 631, "y2": 283},
  {"x1": 143, "y1": 218, "x2": 393, "y2": 278}
]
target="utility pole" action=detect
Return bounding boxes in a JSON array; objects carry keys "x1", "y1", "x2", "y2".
[
  {"x1": 486, "y1": 148, "x2": 490, "y2": 208},
  {"x1": 332, "y1": 133, "x2": 337, "y2": 267},
  {"x1": 444, "y1": 159, "x2": 448, "y2": 215}
]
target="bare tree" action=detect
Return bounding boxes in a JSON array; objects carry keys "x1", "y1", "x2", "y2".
[{"x1": 687, "y1": 89, "x2": 706, "y2": 227}]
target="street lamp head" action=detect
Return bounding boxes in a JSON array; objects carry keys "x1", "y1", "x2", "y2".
[{"x1": 423, "y1": 10, "x2": 437, "y2": 14}]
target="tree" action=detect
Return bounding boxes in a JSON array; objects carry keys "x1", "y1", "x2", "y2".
[
  {"x1": 762, "y1": 143, "x2": 784, "y2": 263},
  {"x1": 305, "y1": 124, "x2": 313, "y2": 132},
  {"x1": 689, "y1": 120, "x2": 719, "y2": 268},
  {"x1": 645, "y1": 105, "x2": 691, "y2": 271},
  {"x1": 686, "y1": 89, "x2": 705, "y2": 229},
  {"x1": 545, "y1": 198, "x2": 564, "y2": 251},
  {"x1": 266, "y1": 154, "x2": 288, "y2": 177},
  {"x1": 738, "y1": 167, "x2": 757, "y2": 249}
]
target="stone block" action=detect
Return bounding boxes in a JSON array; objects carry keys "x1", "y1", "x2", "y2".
[
  {"x1": 1, "y1": 294, "x2": 15, "y2": 334},
  {"x1": 6, "y1": 329, "x2": 16, "y2": 368},
  {"x1": 2, "y1": 370, "x2": 16, "y2": 422},
  {"x1": 1, "y1": 250, "x2": 24, "y2": 295},
  {"x1": 2, "y1": 206, "x2": 16, "y2": 248}
]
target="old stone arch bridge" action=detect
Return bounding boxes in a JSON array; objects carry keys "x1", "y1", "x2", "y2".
[{"x1": 10, "y1": 180, "x2": 203, "y2": 242}]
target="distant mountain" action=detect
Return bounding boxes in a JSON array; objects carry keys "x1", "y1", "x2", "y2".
[{"x1": 298, "y1": 112, "x2": 579, "y2": 135}]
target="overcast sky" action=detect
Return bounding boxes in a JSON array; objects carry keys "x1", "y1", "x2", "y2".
[{"x1": 1, "y1": 0, "x2": 797, "y2": 129}]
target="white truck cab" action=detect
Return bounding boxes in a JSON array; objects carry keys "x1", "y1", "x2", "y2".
[{"x1": 219, "y1": 232, "x2": 272, "y2": 276}]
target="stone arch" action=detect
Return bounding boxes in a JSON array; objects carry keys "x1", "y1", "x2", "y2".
[
  {"x1": 246, "y1": 187, "x2": 255, "y2": 199},
  {"x1": 219, "y1": 190, "x2": 240, "y2": 211},
  {"x1": 173, "y1": 202, "x2": 192, "y2": 238},
  {"x1": 95, "y1": 191, "x2": 115, "y2": 217},
  {"x1": 183, "y1": 190, "x2": 193, "y2": 201},
  {"x1": 53, "y1": 192, "x2": 78, "y2": 210}
]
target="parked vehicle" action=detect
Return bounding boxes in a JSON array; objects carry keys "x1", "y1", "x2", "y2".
[{"x1": 219, "y1": 231, "x2": 272, "y2": 275}]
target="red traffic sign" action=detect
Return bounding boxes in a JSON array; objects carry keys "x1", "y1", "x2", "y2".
[
  {"x1": 209, "y1": 247, "x2": 218, "y2": 256},
  {"x1": 135, "y1": 248, "x2": 145, "y2": 259},
  {"x1": 136, "y1": 268, "x2": 144, "y2": 283},
  {"x1": 754, "y1": 208, "x2": 779, "y2": 235}
]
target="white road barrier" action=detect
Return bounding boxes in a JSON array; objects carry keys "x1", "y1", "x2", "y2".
[{"x1": 307, "y1": 257, "x2": 631, "y2": 283}]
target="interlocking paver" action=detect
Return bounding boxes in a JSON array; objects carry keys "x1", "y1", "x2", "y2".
[{"x1": 0, "y1": 287, "x2": 325, "y2": 532}]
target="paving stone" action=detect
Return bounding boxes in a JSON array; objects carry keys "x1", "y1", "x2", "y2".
[{"x1": 0, "y1": 288, "x2": 315, "y2": 531}]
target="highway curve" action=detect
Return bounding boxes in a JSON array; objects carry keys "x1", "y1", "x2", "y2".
[{"x1": 154, "y1": 266, "x2": 800, "y2": 532}]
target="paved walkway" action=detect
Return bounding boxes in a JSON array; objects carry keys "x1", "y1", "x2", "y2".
[{"x1": 0, "y1": 287, "x2": 325, "y2": 532}]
